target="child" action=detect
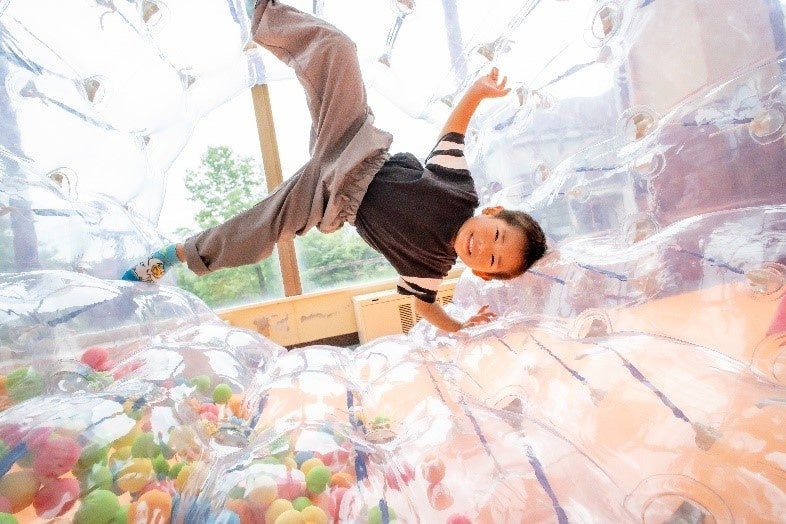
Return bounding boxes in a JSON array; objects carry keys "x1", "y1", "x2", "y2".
[{"x1": 123, "y1": 0, "x2": 547, "y2": 332}]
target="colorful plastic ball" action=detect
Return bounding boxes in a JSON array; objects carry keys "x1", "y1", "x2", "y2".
[
  {"x1": 274, "y1": 508, "x2": 306, "y2": 524},
  {"x1": 33, "y1": 477, "x2": 80, "y2": 518},
  {"x1": 292, "y1": 495, "x2": 312, "y2": 511},
  {"x1": 384, "y1": 461, "x2": 415, "y2": 490},
  {"x1": 301, "y1": 505, "x2": 329, "y2": 524},
  {"x1": 0, "y1": 514, "x2": 18, "y2": 524},
  {"x1": 0, "y1": 470, "x2": 39, "y2": 512},
  {"x1": 282, "y1": 455, "x2": 298, "y2": 470},
  {"x1": 368, "y1": 504, "x2": 397, "y2": 524},
  {"x1": 294, "y1": 450, "x2": 314, "y2": 467},
  {"x1": 113, "y1": 425, "x2": 142, "y2": 449},
  {"x1": 213, "y1": 383, "x2": 233, "y2": 404},
  {"x1": 188, "y1": 375, "x2": 211, "y2": 393},
  {"x1": 227, "y1": 485, "x2": 245, "y2": 499},
  {"x1": 228, "y1": 395, "x2": 249, "y2": 418},
  {"x1": 111, "y1": 505, "x2": 128, "y2": 524},
  {"x1": 80, "y1": 464, "x2": 113, "y2": 492},
  {"x1": 0, "y1": 495, "x2": 10, "y2": 513},
  {"x1": 277, "y1": 469, "x2": 306, "y2": 500},
  {"x1": 326, "y1": 487, "x2": 347, "y2": 521},
  {"x1": 77, "y1": 442, "x2": 109, "y2": 470},
  {"x1": 132, "y1": 432, "x2": 162, "y2": 458},
  {"x1": 73, "y1": 489, "x2": 120, "y2": 524},
  {"x1": 116, "y1": 457, "x2": 154, "y2": 493},
  {"x1": 0, "y1": 424, "x2": 24, "y2": 447},
  {"x1": 315, "y1": 445, "x2": 350, "y2": 471},
  {"x1": 265, "y1": 499, "x2": 294, "y2": 523},
  {"x1": 305, "y1": 465, "x2": 331, "y2": 495},
  {"x1": 140, "y1": 479, "x2": 177, "y2": 497},
  {"x1": 446, "y1": 514, "x2": 472, "y2": 524},
  {"x1": 427, "y1": 482, "x2": 454, "y2": 511},
  {"x1": 175, "y1": 463, "x2": 194, "y2": 491},
  {"x1": 199, "y1": 403, "x2": 219, "y2": 417},
  {"x1": 225, "y1": 498, "x2": 254, "y2": 524},
  {"x1": 420, "y1": 454, "x2": 446, "y2": 484},
  {"x1": 25, "y1": 427, "x2": 54, "y2": 451},
  {"x1": 329, "y1": 471, "x2": 353, "y2": 488},
  {"x1": 127, "y1": 489, "x2": 172, "y2": 524},
  {"x1": 246, "y1": 476, "x2": 278, "y2": 506},
  {"x1": 152, "y1": 454, "x2": 170, "y2": 477},
  {"x1": 6, "y1": 367, "x2": 44, "y2": 403},
  {"x1": 168, "y1": 426, "x2": 203, "y2": 460},
  {"x1": 81, "y1": 347, "x2": 111, "y2": 371},
  {"x1": 168, "y1": 462, "x2": 186, "y2": 480},
  {"x1": 299, "y1": 457, "x2": 325, "y2": 476}
]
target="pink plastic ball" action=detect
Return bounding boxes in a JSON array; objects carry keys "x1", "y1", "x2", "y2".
[
  {"x1": 81, "y1": 347, "x2": 111, "y2": 371},
  {"x1": 420, "y1": 454, "x2": 446, "y2": 484},
  {"x1": 277, "y1": 469, "x2": 306, "y2": 500},
  {"x1": 33, "y1": 477, "x2": 80, "y2": 518},
  {"x1": 427, "y1": 482, "x2": 454, "y2": 511},
  {"x1": 25, "y1": 427, "x2": 54, "y2": 452},
  {"x1": 32, "y1": 435, "x2": 81, "y2": 478},
  {"x1": 384, "y1": 461, "x2": 415, "y2": 490}
]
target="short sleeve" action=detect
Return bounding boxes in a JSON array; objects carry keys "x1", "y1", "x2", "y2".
[
  {"x1": 424, "y1": 132, "x2": 469, "y2": 177},
  {"x1": 396, "y1": 275, "x2": 443, "y2": 303}
]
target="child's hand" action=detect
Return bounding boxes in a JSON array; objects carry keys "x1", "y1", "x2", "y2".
[
  {"x1": 468, "y1": 67, "x2": 510, "y2": 100},
  {"x1": 462, "y1": 304, "x2": 497, "y2": 329}
]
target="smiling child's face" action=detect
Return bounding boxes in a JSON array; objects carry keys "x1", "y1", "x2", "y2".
[{"x1": 453, "y1": 206, "x2": 527, "y2": 280}]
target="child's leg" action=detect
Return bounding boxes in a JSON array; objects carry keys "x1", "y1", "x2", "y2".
[
  {"x1": 123, "y1": 2, "x2": 391, "y2": 280},
  {"x1": 180, "y1": 2, "x2": 391, "y2": 275},
  {"x1": 251, "y1": 1, "x2": 374, "y2": 159}
]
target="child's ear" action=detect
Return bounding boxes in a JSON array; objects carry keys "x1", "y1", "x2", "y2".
[
  {"x1": 472, "y1": 270, "x2": 492, "y2": 281},
  {"x1": 481, "y1": 206, "x2": 504, "y2": 216}
]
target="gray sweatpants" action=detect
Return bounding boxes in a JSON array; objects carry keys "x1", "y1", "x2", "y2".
[{"x1": 183, "y1": 1, "x2": 393, "y2": 275}]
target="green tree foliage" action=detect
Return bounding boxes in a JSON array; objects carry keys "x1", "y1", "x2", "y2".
[
  {"x1": 296, "y1": 228, "x2": 396, "y2": 292},
  {"x1": 183, "y1": 145, "x2": 265, "y2": 228},
  {"x1": 174, "y1": 146, "x2": 281, "y2": 307}
]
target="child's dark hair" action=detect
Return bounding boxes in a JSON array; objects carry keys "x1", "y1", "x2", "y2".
[{"x1": 491, "y1": 209, "x2": 547, "y2": 280}]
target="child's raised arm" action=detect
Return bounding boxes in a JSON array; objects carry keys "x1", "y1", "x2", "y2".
[{"x1": 439, "y1": 67, "x2": 510, "y2": 137}]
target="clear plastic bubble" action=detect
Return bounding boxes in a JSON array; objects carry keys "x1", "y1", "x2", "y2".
[{"x1": 0, "y1": 0, "x2": 785, "y2": 522}]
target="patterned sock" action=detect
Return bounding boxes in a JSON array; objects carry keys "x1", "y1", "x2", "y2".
[{"x1": 121, "y1": 243, "x2": 181, "y2": 283}]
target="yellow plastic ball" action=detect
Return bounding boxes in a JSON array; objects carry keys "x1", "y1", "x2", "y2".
[
  {"x1": 299, "y1": 457, "x2": 325, "y2": 476},
  {"x1": 115, "y1": 458, "x2": 154, "y2": 493},
  {"x1": 274, "y1": 508, "x2": 305, "y2": 524},
  {"x1": 265, "y1": 499, "x2": 293, "y2": 523}
]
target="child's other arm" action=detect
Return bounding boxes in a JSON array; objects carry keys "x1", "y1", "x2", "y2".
[
  {"x1": 439, "y1": 67, "x2": 510, "y2": 137},
  {"x1": 415, "y1": 298, "x2": 496, "y2": 332}
]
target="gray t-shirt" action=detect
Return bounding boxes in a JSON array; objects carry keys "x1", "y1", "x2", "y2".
[{"x1": 355, "y1": 132, "x2": 479, "y2": 303}]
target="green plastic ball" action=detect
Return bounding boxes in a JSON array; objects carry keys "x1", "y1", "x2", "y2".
[
  {"x1": 189, "y1": 375, "x2": 212, "y2": 393},
  {"x1": 368, "y1": 504, "x2": 397, "y2": 524},
  {"x1": 292, "y1": 496, "x2": 312, "y2": 511},
  {"x1": 131, "y1": 432, "x2": 161, "y2": 458},
  {"x1": 6, "y1": 367, "x2": 43, "y2": 403},
  {"x1": 73, "y1": 489, "x2": 120, "y2": 524},
  {"x1": 168, "y1": 462, "x2": 185, "y2": 480},
  {"x1": 212, "y1": 383, "x2": 233, "y2": 404},
  {"x1": 306, "y1": 465, "x2": 331, "y2": 494}
]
